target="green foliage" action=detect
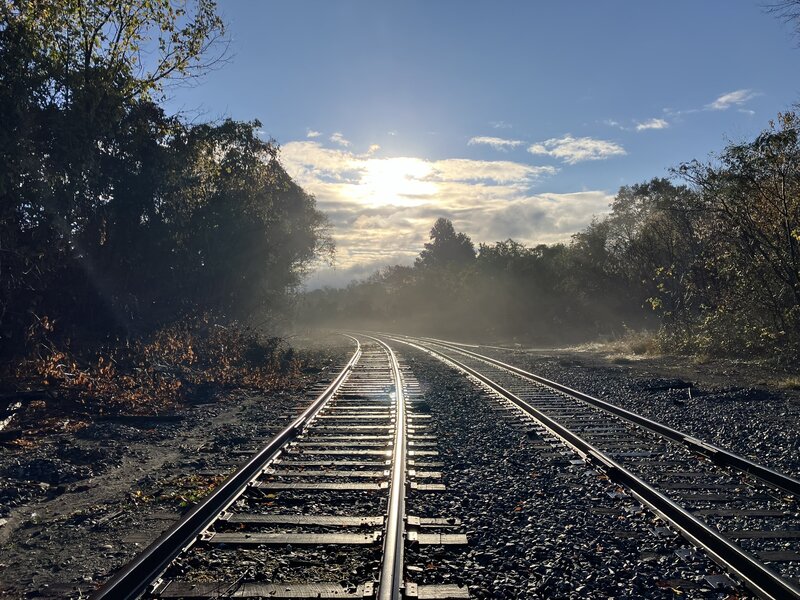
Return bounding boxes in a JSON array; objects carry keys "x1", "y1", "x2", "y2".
[
  {"x1": 2, "y1": 0, "x2": 225, "y2": 101},
  {"x1": 0, "y1": 0, "x2": 331, "y2": 358},
  {"x1": 667, "y1": 113, "x2": 800, "y2": 357}
]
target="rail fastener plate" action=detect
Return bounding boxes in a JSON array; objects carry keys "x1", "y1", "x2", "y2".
[
  {"x1": 406, "y1": 516, "x2": 462, "y2": 527},
  {"x1": 404, "y1": 583, "x2": 471, "y2": 599},
  {"x1": 406, "y1": 531, "x2": 469, "y2": 545},
  {"x1": 409, "y1": 482, "x2": 446, "y2": 491}
]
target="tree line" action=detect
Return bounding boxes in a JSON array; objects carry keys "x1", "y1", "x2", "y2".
[
  {"x1": 299, "y1": 114, "x2": 800, "y2": 359},
  {"x1": 4, "y1": 0, "x2": 800, "y2": 365},
  {"x1": 0, "y1": 0, "x2": 331, "y2": 361}
]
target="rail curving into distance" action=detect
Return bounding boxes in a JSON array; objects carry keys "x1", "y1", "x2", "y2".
[{"x1": 416, "y1": 336, "x2": 800, "y2": 497}]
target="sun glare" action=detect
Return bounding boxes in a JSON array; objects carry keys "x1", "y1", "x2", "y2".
[{"x1": 348, "y1": 157, "x2": 437, "y2": 207}]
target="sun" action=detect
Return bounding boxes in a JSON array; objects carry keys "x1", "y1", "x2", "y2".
[{"x1": 348, "y1": 157, "x2": 437, "y2": 207}]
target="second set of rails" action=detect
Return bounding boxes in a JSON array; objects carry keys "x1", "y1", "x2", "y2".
[
  {"x1": 93, "y1": 333, "x2": 800, "y2": 599},
  {"x1": 393, "y1": 335, "x2": 800, "y2": 600}
]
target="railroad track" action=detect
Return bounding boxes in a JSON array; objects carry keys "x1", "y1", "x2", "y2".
[
  {"x1": 390, "y1": 334, "x2": 800, "y2": 600},
  {"x1": 93, "y1": 336, "x2": 469, "y2": 600},
  {"x1": 92, "y1": 331, "x2": 800, "y2": 599}
]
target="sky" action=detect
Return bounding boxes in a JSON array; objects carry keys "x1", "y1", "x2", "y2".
[{"x1": 164, "y1": 1, "x2": 800, "y2": 287}]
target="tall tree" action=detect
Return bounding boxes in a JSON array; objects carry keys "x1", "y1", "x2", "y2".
[
  {"x1": 415, "y1": 218, "x2": 476, "y2": 269},
  {"x1": 676, "y1": 113, "x2": 800, "y2": 352},
  {"x1": 0, "y1": 1, "x2": 331, "y2": 357}
]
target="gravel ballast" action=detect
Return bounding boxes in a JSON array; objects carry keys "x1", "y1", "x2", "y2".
[
  {"x1": 478, "y1": 347, "x2": 800, "y2": 481},
  {"x1": 401, "y1": 347, "x2": 752, "y2": 599},
  {"x1": 1, "y1": 335, "x2": 787, "y2": 598}
]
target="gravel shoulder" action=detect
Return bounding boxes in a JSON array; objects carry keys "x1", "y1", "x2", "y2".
[{"x1": 472, "y1": 347, "x2": 800, "y2": 480}]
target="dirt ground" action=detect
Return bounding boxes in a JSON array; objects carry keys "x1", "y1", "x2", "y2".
[{"x1": 0, "y1": 338, "x2": 353, "y2": 599}]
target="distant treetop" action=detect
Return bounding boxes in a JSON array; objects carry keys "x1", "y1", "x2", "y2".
[{"x1": 415, "y1": 218, "x2": 476, "y2": 269}]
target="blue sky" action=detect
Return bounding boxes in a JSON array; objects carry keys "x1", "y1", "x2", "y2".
[{"x1": 166, "y1": 1, "x2": 800, "y2": 286}]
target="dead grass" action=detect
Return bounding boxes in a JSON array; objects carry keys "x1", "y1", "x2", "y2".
[
  {"x1": 3, "y1": 316, "x2": 302, "y2": 440},
  {"x1": 691, "y1": 353, "x2": 713, "y2": 365},
  {"x1": 776, "y1": 376, "x2": 800, "y2": 390},
  {"x1": 570, "y1": 329, "x2": 660, "y2": 358}
]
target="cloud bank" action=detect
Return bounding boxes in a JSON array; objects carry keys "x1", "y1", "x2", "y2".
[{"x1": 279, "y1": 140, "x2": 612, "y2": 287}]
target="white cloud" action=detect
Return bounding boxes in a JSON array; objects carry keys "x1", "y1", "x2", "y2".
[
  {"x1": 306, "y1": 129, "x2": 321, "y2": 138},
  {"x1": 528, "y1": 135, "x2": 626, "y2": 164},
  {"x1": 635, "y1": 118, "x2": 669, "y2": 131},
  {"x1": 280, "y1": 143, "x2": 554, "y2": 194},
  {"x1": 468, "y1": 136, "x2": 524, "y2": 151},
  {"x1": 490, "y1": 120, "x2": 512, "y2": 129},
  {"x1": 279, "y1": 141, "x2": 361, "y2": 180},
  {"x1": 707, "y1": 89, "x2": 758, "y2": 111},
  {"x1": 330, "y1": 132, "x2": 351, "y2": 147},
  {"x1": 279, "y1": 140, "x2": 609, "y2": 287},
  {"x1": 366, "y1": 144, "x2": 381, "y2": 155},
  {"x1": 432, "y1": 158, "x2": 555, "y2": 183}
]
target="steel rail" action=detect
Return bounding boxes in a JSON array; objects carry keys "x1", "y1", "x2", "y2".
[
  {"x1": 410, "y1": 335, "x2": 800, "y2": 498},
  {"x1": 364, "y1": 335, "x2": 407, "y2": 600},
  {"x1": 393, "y1": 336, "x2": 800, "y2": 600},
  {"x1": 92, "y1": 336, "x2": 362, "y2": 600}
]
